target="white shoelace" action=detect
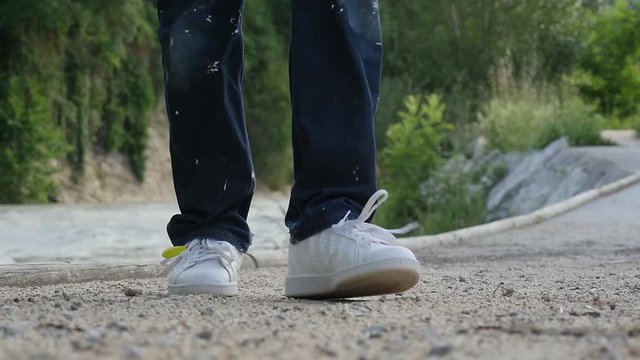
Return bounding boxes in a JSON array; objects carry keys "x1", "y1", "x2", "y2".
[
  {"x1": 158, "y1": 239, "x2": 235, "y2": 276},
  {"x1": 332, "y1": 189, "x2": 419, "y2": 245}
]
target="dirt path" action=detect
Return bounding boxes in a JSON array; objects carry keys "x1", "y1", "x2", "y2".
[
  {"x1": 0, "y1": 192, "x2": 289, "y2": 264},
  {"x1": 1, "y1": 185, "x2": 640, "y2": 359}
]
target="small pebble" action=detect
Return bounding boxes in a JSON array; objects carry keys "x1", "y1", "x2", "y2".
[
  {"x1": 502, "y1": 288, "x2": 515, "y2": 297},
  {"x1": 196, "y1": 330, "x2": 213, "y2": 341},
  {"x1": 429, "y1": 344, "x2": 453, "y2": 356},
  {"x1": 365, "y1": 325, "x2": 388, "y2": 339},
  {"x1": 317, "y1": 344, "x2": 338, "y2": 357},
  {"x1": 124, "y1": 288, "x2": 143, "y2": 297},
  {"x1": 583, "y1": 311, "x2": 601, "y2": 318},
  {"x1": 200, "y1": 308, "x2": 216, "y2": 316},
  {"x1": 106, "y1": 322, "x2": 129, "y2": 332}
]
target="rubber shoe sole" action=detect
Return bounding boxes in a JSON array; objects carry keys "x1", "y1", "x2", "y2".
[
  {"x1": 168, "y1": 283, "x2": 238, "y2": 296},
  {"x1": 284, "y1": 258, "x2": 420, "y2": 299}
]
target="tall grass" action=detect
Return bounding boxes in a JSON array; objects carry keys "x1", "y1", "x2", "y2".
[{"x1": 480, "y1": 57, "x2": 609, "y2": 152}]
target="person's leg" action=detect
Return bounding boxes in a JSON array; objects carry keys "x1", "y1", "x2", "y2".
[
  {"x1": 285, "y1": 0, "x2": 420, "y2": 299},
  {"x1": 286, "y1": 0, "x2": 382, "y2": 240},
  {"x1": 157, "y1": 0, "x2": 253, "y2": 253},
  {"x1": 156, "y1": 0, "x2": 251, "y2": 295}
]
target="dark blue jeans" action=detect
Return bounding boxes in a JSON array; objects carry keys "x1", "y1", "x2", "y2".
[{"x1": 157, "y1": 0, "x2": 382, "y2": 252}]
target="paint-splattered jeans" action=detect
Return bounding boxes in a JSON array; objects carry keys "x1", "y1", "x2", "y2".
[{"x1": 157, "y1": 0, "x2": 382, "y2": 252}]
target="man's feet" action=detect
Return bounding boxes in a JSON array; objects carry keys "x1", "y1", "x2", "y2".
[
  {"x1": 163, "y1": 239, "x2": 243, "y2": 296},
  {"x1": 285, "y1": 190, "x2": 421, "y2": 299}
]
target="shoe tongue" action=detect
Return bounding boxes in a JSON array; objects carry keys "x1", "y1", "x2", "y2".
[
  {"x1": 202, "y1": 239, "x2": 228, "y2": 250},
  {"x1": 355, "y1": 223, "x2": 396, "y2": 244},
  {"x1": 201, "y1": 240, "x2": 237, "y2": 258}
]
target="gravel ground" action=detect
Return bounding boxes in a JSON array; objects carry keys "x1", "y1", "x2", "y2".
[
  {"x1": 0, "y1": 261, "x2": 638, "y2": 359},
  {"x1": 2, "y1": 185, "x2": 640, "y2": 359}
]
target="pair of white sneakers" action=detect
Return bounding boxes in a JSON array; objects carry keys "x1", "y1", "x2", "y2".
[{"x1": 161, "y1": 190, "x2": 420, "y2": 299}]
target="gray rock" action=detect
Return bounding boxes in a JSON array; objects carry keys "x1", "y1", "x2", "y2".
[
  {"x1": 487, "y1": 138, "x2": 569, "y2": 216},
  {"x1": 486, "y1": 138, "x2": 630, "y2": 221}
]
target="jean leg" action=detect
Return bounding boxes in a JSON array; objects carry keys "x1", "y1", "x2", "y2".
[
  {"x1": 157, "y1": 0, "x2": 254, "y2": 252},
  {"x1": 286, "y1": 0, "x2": 383, "y2": 242}
]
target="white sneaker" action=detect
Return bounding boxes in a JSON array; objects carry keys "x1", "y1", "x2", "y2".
[
  {"x1": 162, "y1": 239, "x2": 242, "y2": 296},
  {"x1": 285, "y1": 190, "x2": 420, "y2": 299}
]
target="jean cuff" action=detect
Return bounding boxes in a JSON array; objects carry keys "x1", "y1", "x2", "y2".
[{"x1": 170, "y1": 229, "x2": 251, "y2": 253}]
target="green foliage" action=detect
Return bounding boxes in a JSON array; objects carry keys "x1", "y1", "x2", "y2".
[
  {"x1": 0, "y1": 76, "x2": 69, "y2": 202},
  {"x1": 418, "y1": 181, "x2": 486, "y2": 234},
  {"x1": 480, "y1": 80, "x2": 608, "y2": 152},
  {"x1": 244, "y1": 0, "x2": 292, "y2": 189},
  {"x1": 375, "y1": 76, "x2": 421, "y2": 149},
  {"x1": 1, "y1": 0, "x2": 635, "y2": 208},
  {"x1": 418, "y1": 156, "x2": 492, "y2": 234},
  {"x1": 378, "y1": 0, "x2": 593, "y2": 132},
  {"x1": 0, "y1": 0, "x2": 160, "y2": 202},
  {"x1": 605, "y1": 114, "x2": 640, "y2": 129},
  {"x1": 0, "y1": 0, "x2": 295, "y2": 202},
  {"x1": 575, "y1": 0, "x2": 640, "y2": 119},
  {"x1": 378, "y1": 94, "x2": 452, "y2": 228},
  {"x1": 483, "y1": 96, "x2": 608, "y2": 152},
  {"x1": 378, "y1": 95, "x2": 497, "y2": 234}
]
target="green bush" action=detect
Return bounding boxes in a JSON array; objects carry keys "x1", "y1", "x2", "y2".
[
  {"x1": 0, "y1": 0, "x2": 160, "y2": 202},
  {"x1": 377, "y1": 94, "x2": 451, "y2": 228},
  {"x1": 575, "y1": 0, "x2": 640, "y2": 119},
  {"x1": 375, "y1": 76, "x2": 421, "y2": 150},
  {"x1": 0, "y1": 76, "x2": 69, "y2": 202},
  {"x1": 541, "y1": 96, "x2": 609, "y2": 147},
  {"x1": 378, "y1": 94, "x2": 499, "y2": 234},
  {"x1": 418, "y1": 156, "x2": 491, "y2": 234},
  {"x1": 481, "y1": 93, "x2": 608, "y2": 152},
  {"x1": 480, "y1": 61, "x2": 608, "y2": 152}
]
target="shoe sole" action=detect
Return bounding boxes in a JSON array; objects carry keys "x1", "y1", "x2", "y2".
[
  {"x1": 284, "y1": 258, "x2": 420, "y2": 299},
  {"x1": 168, "y1": 283, "x2": 238, "y2": 296}
]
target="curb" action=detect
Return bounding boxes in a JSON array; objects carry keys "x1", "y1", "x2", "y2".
[
  {"x1": 0, "y1": 263, "x2": 163, "y2": 288},
  {"x1": 398, "y1": 170, "x2": 640, "y2": 249},
  {"x1": 3, "y1": 171, "x2": 639, "y2": 288}
]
